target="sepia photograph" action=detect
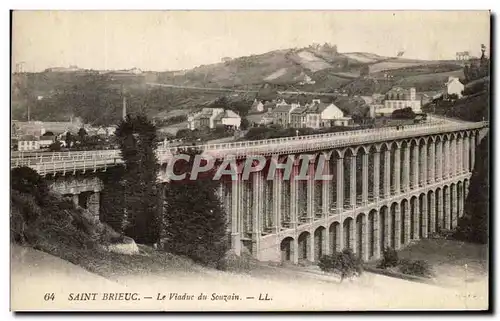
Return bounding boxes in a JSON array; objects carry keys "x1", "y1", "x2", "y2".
[{"x1": 9, "y1": 10, "x2": 490, "y2": 311}]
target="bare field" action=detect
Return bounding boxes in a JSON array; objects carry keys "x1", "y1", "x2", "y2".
[{"x1": 369, "y1": 60, "x2": 446, "y2": 73}]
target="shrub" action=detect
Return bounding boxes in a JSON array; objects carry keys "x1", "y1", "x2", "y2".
[
  {"x1": 11, "y1": 167, "x2": 50, "y2": 205},
  {"x1": 218, "y1": 250, "x2": 254, "y2": 273},
  {"x1": 398, "y1": 259, "x2": 432, "y2": 277},
  {"x1": 318, "y1": 248, "x2": 363, "y2": 282},
  {"x1": 391, "y1": 107, "x2": 416, "y2": 119},
  {"x1": 48, "y1": 141, "x2": 63, "y2": 151},
  {"x1": 377, "y1": 247, "x2": 399, "y2": 269}
]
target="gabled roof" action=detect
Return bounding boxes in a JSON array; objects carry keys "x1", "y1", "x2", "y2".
[
  {"x1": 274, "y1": 104, "x2": 293, "y2": 112},
  {"x1": 386, "y1": 86, "x2": 411, "y2": 95},
  {"x1": 251, "y1": 100, "x2": 263, "y2": 108},
  {"x1": 19, "y1": 135, "x2": 39, "y2": 141},
  {"x1": 224, "y1": 110, "x2": 240, "y2": 118},
  {"x1": 213, "y1": 110, "x2": 241, "y2": 121},
  {"x1": 306, "y1": 102, "x2": 331, "y2": 114},
  {"x1": 213, "y1": 112, "x2": 225, "y2": 121},
  {"x1": 445, "y1": 77, "x2": 463, "y2": 86},
  {"x1": 290, "y1": 106, "x2": 308, "y2": 115}
]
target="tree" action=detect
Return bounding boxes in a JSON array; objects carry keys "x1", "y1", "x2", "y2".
[
  {"x1": 99, "y1": 165, "x2": 127, "y2": 233},
  {"x1": 48, "y1": 141, "x2": 62, "y2": 151},
  {"x1": 115, "y1": 114, "x2": 161, "y2": 244},
  {"x1": 454, "y1": 134, "x2": 489, "y2": 244},
  {"x1": 11, "y1": 166, "x2": 50, "y2": 206},
  {"x1": 377, "y1": 247, "x2": 399, "y2": 269},
  {"x1": 78, "y1": 127, "x2": 88, "y2": 144},
  {"x1": 318, "y1": 248, "x2": 363, "y2": 282},
  {"x1": 162, "y1": 147, "x2": 228, "y2": 268},
  {"x1": 392, "y1": 107, "x2": 416, "y2": 119},
  {"x1": 65, "y1": 132, "x2": 73, "y2": 149},
  {"x1": 240, "y1": 118, "x2": 249, "y2": 130},
  {"x1": 42, "y1": 131, "x2": 55, "y2": 137}
]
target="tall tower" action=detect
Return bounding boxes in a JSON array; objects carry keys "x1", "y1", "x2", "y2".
[
  {"x1": 122, "y1": 96, "x2": 127, "y2": 120},
  {"x1": 410, "y1": 88, "x2": 416, "y2": 101}
]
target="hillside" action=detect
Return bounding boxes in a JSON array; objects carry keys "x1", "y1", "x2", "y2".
[{"x1": 11, "y1": 44, "x2": 464, "y2": 125}]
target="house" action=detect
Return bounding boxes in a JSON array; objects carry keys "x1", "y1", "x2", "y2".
[
  {"x1": 309, "y1": 100, "x2": 353, "y2": 127},
  {"x1": 106, "y1": 126, "x2": 117, "y2": 136},
  {"x1": 303, "y1": 100, "x2": 325, "y2": 129},
  {"x1": 272, "y1": 103, "x2": 295, "y2": 127},
  {"x1": 263, "y1": 101, "x2": 276, "y2": 112},
  {"x1": 297, "y1": 73, "x2": 316, "y2": 85},
  {"x1": 260, "y1": 111, "x2": 275, "y2": 125},
  {"x1": 379, "y1": 87, "x2": 422, "y2": 116},
  {"x1": 249, "y1": 99, "x2": 265, "y2": 113},
  {"x1": 445, "y1": 77, "x2": 465, "y2": 98},
  {"x1": 14, "y1": 121, "x2": 46, "y2": 137},
  {"x1": 188, "y1": 108, "x2": 219, "y2": 130},
  {"x1": 18, "y1": 135, "x2": 40, "y2": 151},
  {"x1": 213, "y1": 110, "x2": 242, "y2": 129},
  {"x1": 290, "y1": 106, "x2": 308, "y2": 128},
  {"x1": 188, "y1": 108, "x2": 239, "y2": 130}
]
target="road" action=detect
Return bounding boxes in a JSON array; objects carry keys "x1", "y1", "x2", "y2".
[{"x1": 11, "y1": 244, "x2": 488, "y2": 311}]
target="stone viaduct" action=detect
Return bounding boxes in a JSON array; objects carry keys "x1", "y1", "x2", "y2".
[{"x1": 11, "y1": 117, "x2": 488, "y2": 263}]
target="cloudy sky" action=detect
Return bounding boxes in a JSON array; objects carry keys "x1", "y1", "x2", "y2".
[{"x1": 12, "y1": 11, "x2": 490, "y2": 72}]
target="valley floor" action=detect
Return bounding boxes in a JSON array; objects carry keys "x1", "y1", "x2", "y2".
[{"x1": 10, "y1": 240, "x2": 488, "y2": 311}]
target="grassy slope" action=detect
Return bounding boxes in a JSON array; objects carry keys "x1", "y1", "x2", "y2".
[
  {"x1": 396, "y1": 239, "x2": 487, "y2": 287},
  {"x1": 12, "y1": 48, "x2": 465, "y2": 122},
  {"x1": 11, "y1": 186, "x2": 203, "y2": 280}
]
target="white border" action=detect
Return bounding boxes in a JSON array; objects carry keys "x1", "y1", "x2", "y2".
[{"x1": 2, "y1": 1, "x2": 498, "y2": 320}]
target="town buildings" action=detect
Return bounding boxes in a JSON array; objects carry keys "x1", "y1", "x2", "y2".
[
  {"x1": 17, "y1": 135, "x2": 40, "y2": 151},
  {"x1": 187, "y1": 108, "x2": 241, "y2": 130},
  {"x1": 445, "y1": 76, "x2": 465, "y2": 98},
  {"x1": 267, "y1": 98, "x2": 353, "y2": 128},
  {"x1": 372, "y1": 86, "x2": 422, "y2": 116}
]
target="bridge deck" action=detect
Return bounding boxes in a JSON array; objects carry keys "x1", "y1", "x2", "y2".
[{"x1": 11, "y1": 117, "x2": 488, "y2": 176}]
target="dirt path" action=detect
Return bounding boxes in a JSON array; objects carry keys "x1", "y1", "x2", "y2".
[{"x1": 10, "y1": 244, "x2": 488, "y2": 311}]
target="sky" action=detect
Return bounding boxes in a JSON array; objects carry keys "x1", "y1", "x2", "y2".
[{"x1": 12, "y1": 11, "x2": 491, "y2": 72}]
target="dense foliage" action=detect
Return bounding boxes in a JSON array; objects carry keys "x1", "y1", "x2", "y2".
[
  {"x1": 454, "y1": 134, "x2": 489, "y2": 244},
  {"x1": 114, "y1": 114, "x2": 162, "y2": 244},
  {"x1": 161, "y1": 147, "x2": 228, "y2": 268},
  {"x1": 10, "y1": 167, "x2": 120, "y2": 249},
  {"x1": 398, "y1": 259, "x2": 432, "y2": 277},
  {"x1": 377, "y1": 247, "x2": 399, "y2": 269},
  {"x1": 391, "y1": 107, "x2": 416, "y2": 119}
]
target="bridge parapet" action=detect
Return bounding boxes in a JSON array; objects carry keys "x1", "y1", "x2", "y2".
[{"x1": 11, "y1": 119, "x2": 488, "y2": 176}]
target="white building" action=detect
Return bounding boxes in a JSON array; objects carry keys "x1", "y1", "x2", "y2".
[
  {"x1": 293, "y1": 100, "x2": 353, "y2": 128},
  {"x1": 214, "y1": 110, "x2": 242, "y2": 129},
  {"x1": 445, "y1": 77, "x2": 465, "y2": 98},
  {"x1": 377, "y1": 87, "x2": 422, "y2": 116},
  {"x1": 187, "y1": 108, "x2": 241, "y2": 130},
  {"x1": 18, "y1": 135, "x2": 40, "y2": 151},
  {"x1": 250, "y1": 99, "x2": 265, "y2": 113}
]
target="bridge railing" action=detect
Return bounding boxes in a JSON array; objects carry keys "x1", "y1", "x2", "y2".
[
  {"x1": 11, "y1": 120, "x2": 488, "y2": 165},
  {"x1": 164, "y1": 120, "x2": 487, "y2": 155}
]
